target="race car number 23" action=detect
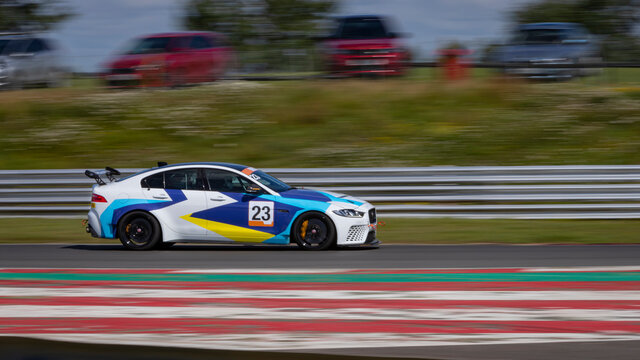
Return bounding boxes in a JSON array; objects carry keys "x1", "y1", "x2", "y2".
[{"x1": 248, "y1": 201, "x2": 274, "y2": 227}]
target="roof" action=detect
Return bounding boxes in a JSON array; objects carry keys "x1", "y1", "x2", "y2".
[
  {"x1": 118, "y1": 162, "x2": 251, "y2": 182},
  {"x1": 518, "y1": 22, "x2": 582, "y2": 30},
  {"x1": 337, "y1": 15, "x2": 385, "y2": 21},
  {"x1": 141, "y1": 31, "x2": 220, "y2": 38}
]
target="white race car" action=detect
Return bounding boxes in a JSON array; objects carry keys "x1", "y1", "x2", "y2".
[{"x1": 85, "y1": 162, "x2": 379, "y2": 250}]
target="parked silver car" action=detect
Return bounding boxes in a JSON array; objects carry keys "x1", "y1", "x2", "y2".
[
  {"x1": 0, "y1": 34, "x2": 68, "y2": 89},
  {"x1": 494, "y1": 23, "x2": 602, "y2": 79}
]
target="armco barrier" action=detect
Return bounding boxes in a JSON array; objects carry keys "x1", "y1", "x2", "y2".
[{"x1": 2, "y1": 165, "x2": 640, "y2": 219}]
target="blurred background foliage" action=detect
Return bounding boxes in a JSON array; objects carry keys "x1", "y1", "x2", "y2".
[
  {"x1": 0, "y1": 0, "x2": 73, "y2": 32},
  {"x1": 182, "y1": 0, "x2": 335, "y2": 72}
]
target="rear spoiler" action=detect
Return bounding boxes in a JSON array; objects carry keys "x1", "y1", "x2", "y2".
[{"x1": 84, "y1": 167, "x2": 121, "y2": 185}]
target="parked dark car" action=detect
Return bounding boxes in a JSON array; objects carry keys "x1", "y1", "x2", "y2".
[
  {"x1": 317, "y1": 15, "x2": 410, "y2": 77},
  {"x1": 494, "y1": 22, "x2": 601, "y2": 79}
]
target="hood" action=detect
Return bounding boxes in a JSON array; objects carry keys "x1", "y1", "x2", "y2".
[
  {"x1": 327, "y1": 38, "x2": 398, "y2": 50},
  {"x1": 105, "y1": 53, "x2": 167, "y2": 70},
  {"x1": 498, "y1": 44, "x2": 589, "y2": 62},
  {"x1": 280, "y1": 188, "x2": 365, "y2": 207}
]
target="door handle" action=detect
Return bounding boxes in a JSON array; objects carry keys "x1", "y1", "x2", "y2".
[
  {"x1": 209, "y1": 197, "x2": 225, "y2": 201},
  {"x1": 153, "y1": 195, "x2": 169, "y2": 199}
]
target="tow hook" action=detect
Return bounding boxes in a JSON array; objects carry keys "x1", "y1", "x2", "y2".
[
  {"x1": 368, "y1": 221, "x2": 385, "y2": 230},
  {"x1": 82, "y1": 219, "x2": 90, "y2": 233}
]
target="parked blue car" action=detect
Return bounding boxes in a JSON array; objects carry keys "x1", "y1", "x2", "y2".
[{"x1": 494, "y1": 22, "x2": 601, "y2": 79}]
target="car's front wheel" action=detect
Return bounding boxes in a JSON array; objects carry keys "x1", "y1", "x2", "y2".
[
  {"x1": 117, "y1": 211, "x2": 162, "y2": 250},
  {"x1": 292, "y1": 212, "x2": 336, "y2": 251}
]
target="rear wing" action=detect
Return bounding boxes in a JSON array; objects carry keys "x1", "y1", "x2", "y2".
[{"x1": 84, "y1": 167, "x2": 121, "y2": 185}]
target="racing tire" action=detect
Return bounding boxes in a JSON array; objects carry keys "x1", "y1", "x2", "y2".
[
  {"x1": 117, "y1": 211, "x2": 162, "y2": 250},
  {"x1": 292, "y1": 212, "x2": 336, "y2": 251}
]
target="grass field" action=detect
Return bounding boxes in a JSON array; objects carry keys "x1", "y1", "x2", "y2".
[
  {"x1": 1, "y1": 69, "x2": 640, "y2": 169},
  {"x1": 1, "y1": 218, "x2": 638, "y2": 245}
]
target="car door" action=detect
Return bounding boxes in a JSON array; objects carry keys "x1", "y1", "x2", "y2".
[
  {"x1": 141, "y1": 168, "x2": 208, "y2": 238},
  {"x1": 188, "y1": 35, "x2": 212, "y2": 82},
  {"x1": 192, "y1": 168, "x2": 280, "y2": 243}
]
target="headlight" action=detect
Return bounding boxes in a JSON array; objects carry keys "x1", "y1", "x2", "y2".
[{"x1": 333, "y1": 209, "x2": 365, "y2": 218}]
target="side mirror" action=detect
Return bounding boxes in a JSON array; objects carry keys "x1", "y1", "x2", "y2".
[{"x1": 244, "y1": 184, "x2": 262, "y2": 194}]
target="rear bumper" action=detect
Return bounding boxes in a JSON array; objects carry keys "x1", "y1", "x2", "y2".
[{"x1": 87, "y1": 210, "x2": 103, "y2": 238}]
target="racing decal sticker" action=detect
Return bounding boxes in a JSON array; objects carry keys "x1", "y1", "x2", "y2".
[
  {"x1": 181, "y1": 214, "x2": 274, "y2": 243},
  {"x1": 242, "y1": 167, "x2": 257, "y2": 176},
  {"x1": 249, "y1": 201, "x2": 274, "y2": 227}
]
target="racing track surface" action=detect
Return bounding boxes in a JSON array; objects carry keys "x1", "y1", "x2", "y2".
[
  {"x1": 2, "y1": 243, "x2": 640, "y2": 269},
  {"x1": 1, "y1": 243, "x2": 640, "y2": 360}
]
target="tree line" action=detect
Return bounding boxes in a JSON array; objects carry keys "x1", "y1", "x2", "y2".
[{"x1": 1, "y1": 0, "x2": 638, "y2": 62}]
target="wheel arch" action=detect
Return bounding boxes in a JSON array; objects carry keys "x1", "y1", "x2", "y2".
[
  {"x1": 289, "y1": 210, "x2": 337, "y2": 246},
  {"x1": 114, "y1": 209, "x2": 163, "y2": 240}
]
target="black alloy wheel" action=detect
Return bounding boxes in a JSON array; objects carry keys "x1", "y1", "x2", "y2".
[
  {"x1": 118, "y1": 212, "x2": 162, "y2": 250},
  {"x1": 292, "y1": 212, "x2": 336, "y2": 251}
]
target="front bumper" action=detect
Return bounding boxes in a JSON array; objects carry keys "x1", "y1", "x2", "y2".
[
  {"x1": 332, "y1": 206, "x2": 379, "y2": 246},
  {"x1": 330, "y1": 54, "x2": 406, "y2": 76},
  {"x1": 103, "y1": 72, "x2": 143, "y2": 87}
]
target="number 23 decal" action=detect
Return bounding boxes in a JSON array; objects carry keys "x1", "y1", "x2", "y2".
[{"x1": 248, "y1": 201, "x2": 274, "y2": 227}]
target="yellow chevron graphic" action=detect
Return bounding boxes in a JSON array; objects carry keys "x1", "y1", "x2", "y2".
[{"x1": 181, "y1": 214, "x2": 274, "y2": 243}]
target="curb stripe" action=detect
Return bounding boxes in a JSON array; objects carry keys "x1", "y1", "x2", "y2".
[
  {"x1": 4, "y1": 318, "x2": 640, "y2": 334},
  {"x1": 2, "y1": 297, "x2": 640, "y2": 310}
]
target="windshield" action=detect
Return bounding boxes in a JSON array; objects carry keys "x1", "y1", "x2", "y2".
[
  {"x1": 511, "y1": 29, "x2": 571, "y2": 44},
  {"x1": 126, "y1": 37, "x2": 173, "y2": 54},
  {"x1": 338, "y1": 18, "x2": 388, "y2": 39},
  {"x1": 249, "y1": 170, "x2": 292, "y2": 193},
  {"x1": 2, "y1": 39, "x2": 28, "y2": 55}
]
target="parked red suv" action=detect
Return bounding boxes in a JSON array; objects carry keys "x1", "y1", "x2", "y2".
[
  {"x1": 319, "y1": 16, "x2": 410, "y2": 76},
  {"x1": 102, "y1": 32, "x2": 233, "y2": 87}
]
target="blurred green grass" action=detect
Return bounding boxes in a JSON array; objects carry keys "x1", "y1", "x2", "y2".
[
  {"x1": 1, "y1": 70, "x2": 640, "y2": 169},
  {"x1": 1, "y1": 218, "x2": 638, "y2": 244}
]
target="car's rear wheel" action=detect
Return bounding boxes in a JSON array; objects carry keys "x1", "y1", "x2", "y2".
[
  {"x1": 118, "y1": 211, "x2": 161, "y2": 250},
  {"x1": 292, "y1": 212, "x2": 335, "y2": 251}
]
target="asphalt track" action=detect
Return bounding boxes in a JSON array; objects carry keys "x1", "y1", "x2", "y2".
[
  {"x1": 1, "y1": 243, "x2": 640, "y2": 269},
  {"x1": 2, "y1": 243, "x2": 640, "y2": 360}
]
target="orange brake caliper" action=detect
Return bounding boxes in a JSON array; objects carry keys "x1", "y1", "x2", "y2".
[{"x1": 300, "y1": 220, "x2": 309, "y2": 239}]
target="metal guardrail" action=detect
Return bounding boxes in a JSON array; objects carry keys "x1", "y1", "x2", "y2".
[{"x1": 1, "y1": 165, "x2": 640, "y2": 219}]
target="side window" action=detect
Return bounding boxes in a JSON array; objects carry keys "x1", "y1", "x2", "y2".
[
  {"x1": 141, "y1": 172, "x2": 164, "y2": 189},
  {"x1": 164, "y1": 168, "x2": 204, "y2": 190},
  {"x1": 27, "y1": 39, "x2": 43, "y2": 53},
  {"x1": 169, "y1": 36, "x2": 189, "y2": 52},
  {"x1": 205, "y1": 169, "x2": 251, "y2": 193},
  {"x1": 189, "y1": 36, "x2": 211, "y2": 50}
]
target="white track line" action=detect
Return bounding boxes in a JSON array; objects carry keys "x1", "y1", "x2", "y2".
[
  {"x1": 2, "y1": 288, "x2": 640, "y2": 300},
  {"x1": 1, "y1": 305, "x2": 640, "y2": 322}
]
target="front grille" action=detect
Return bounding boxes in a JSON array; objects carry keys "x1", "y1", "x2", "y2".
[
  {"x1": 111, "y1": 68, "x2": 134, "y2": 74},
  {"x1": 348, "y1": 49, "x2": 392, "y2": 55},
  {"x1": 369, "y1": 208, "x2": 377, "y2": 224},
  {"x1": 346, "y1": 225, "x2": 369, "y2": 243}
]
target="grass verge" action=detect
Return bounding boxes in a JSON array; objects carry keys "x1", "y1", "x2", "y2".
[
  {"x1": 2, "y1": 73, "x2": 640, "y2": 169},
  {"x1": 1, "y1": 218, "x2": 638, "y2": 245}
]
